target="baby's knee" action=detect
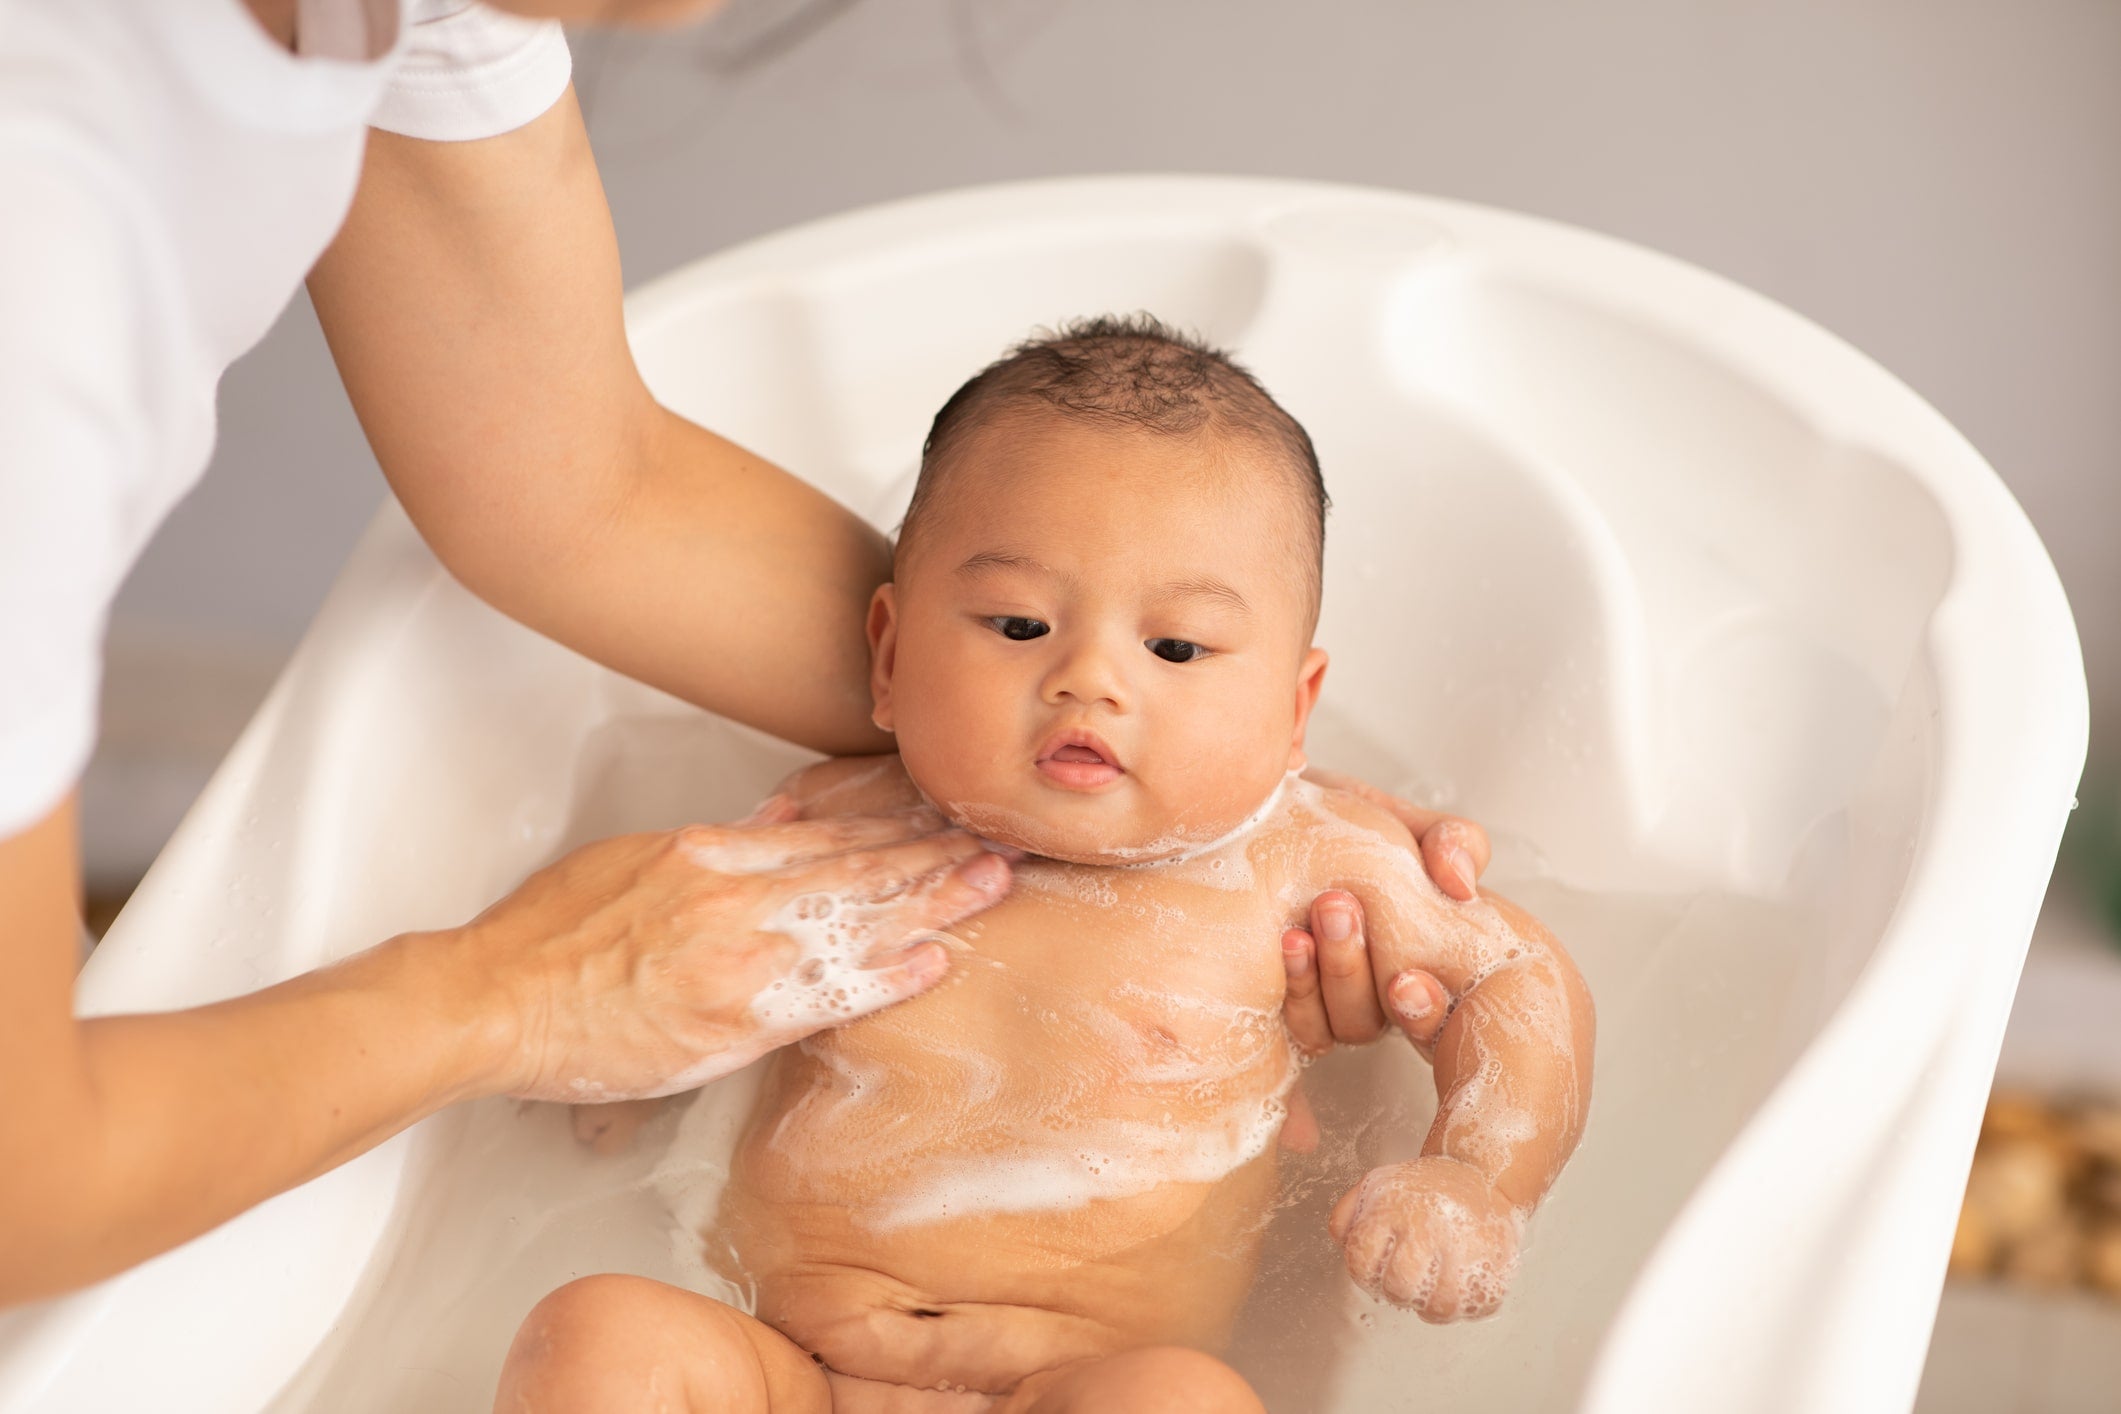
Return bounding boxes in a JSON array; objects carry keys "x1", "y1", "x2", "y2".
[
  {"x1": 1122, "y1": 1348, "x2": 1263, "y2": 1414},
  {"x1": 523, "y1": 1272, "x2": 658, "y2": 1334},
  {"x1": 1033, "y1": 1346, "x2": 1264, "y2": 1414},
  {"x1": 496, "y1": 1275, "x2": 763, "y2": 1413},
  {"x1": 512, "y1": 1274, "x2": 673, "y2": 1367}
]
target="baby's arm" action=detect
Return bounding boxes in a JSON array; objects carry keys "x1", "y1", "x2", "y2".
[{"x1": 1300, "y1": 791, "x2": 1595, "y2": 1322}]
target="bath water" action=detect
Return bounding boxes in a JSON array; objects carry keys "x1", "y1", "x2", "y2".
[{"x1": 262, "y1": 876, "x2": 1809, "y2": 1413}]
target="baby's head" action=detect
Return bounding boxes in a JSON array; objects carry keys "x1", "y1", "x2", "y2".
[{"x1": 868, "y1": 316, "x2": 1331, "y2": 865}]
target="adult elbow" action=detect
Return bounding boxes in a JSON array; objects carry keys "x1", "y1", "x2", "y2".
[{"x1": 0, "y1": 1146, "x2": 135, "y2": 1307}]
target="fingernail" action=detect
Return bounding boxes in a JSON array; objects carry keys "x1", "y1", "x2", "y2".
[
  {"x1": 1319, "y1": 905, "x2": 1355, "y2": 943},
  {"x1": 978, "y1": 837, "x2": 1027, "y2": 860},
  {"x1": 1448, "y1": 848, "x2": 1476, "y2": 897},
  {"x1": 908, "y1": 940, "x2": 950, "y2": 982},
  {"x1": 1389, "y1": 974, "x2": 1434, "y2": 1020},
  {"x1": 961, "y1": 853, "x2": 1010, "y2": 894},
  {"x1": 1282, "y1": 940, "x2": 1312, "y2": 978}
]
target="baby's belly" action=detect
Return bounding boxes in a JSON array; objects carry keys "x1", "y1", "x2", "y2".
[
  {"x1": 716, "y1": 1017, "x2": 1293, "y2": 1388},
  {"x1": 712, "y1": 939, "x2": 1297, "y2": 1389},
  {"x1": 717, "y1": 1147, "x2": 1280, "y2": 1392}
]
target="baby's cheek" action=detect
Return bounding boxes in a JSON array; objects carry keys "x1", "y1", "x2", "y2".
[
  {"x1": 1165, "y1": 723, "x2": 1290, "y2": 819},
  {"x1": 895, "y1": 706, "x2": 1003, "y2": 797}
]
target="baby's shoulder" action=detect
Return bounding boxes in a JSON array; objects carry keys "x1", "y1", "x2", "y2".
[
  {"x1": 1269, "y1": 780, "x2": 1426, "y2": 890},
  {"x1": 777, "y1": 754, "x2": 923, "y2": 820}
]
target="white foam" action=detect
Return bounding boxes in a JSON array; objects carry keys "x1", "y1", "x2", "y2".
[
  {"x1": 932, "y1": 772, "x2": 1294, "y2": 869},
  {"x1": 756, "y1": 980, "x2": 1303, "y2": 1230},
  {"x1": 746, "y1": 891, "x2": 949, "y2": 1032},
  {"x1": 875, "y1": 1091, "x2": 1294, "y2": 1229},
  {"x1": 630, "y1": 886, "x2": 978, "y2": 1099}
]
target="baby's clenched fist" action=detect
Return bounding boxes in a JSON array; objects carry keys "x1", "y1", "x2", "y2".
[{"x1": 1329, "y1": 1155, "x2": 1523, "y2": 1322}]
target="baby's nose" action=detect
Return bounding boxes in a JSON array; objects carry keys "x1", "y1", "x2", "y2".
[{"x1": 1041, "y1": 638, "x2": 1130, "y2": 709}]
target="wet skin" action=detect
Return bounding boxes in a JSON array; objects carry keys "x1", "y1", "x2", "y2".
[{"x1": 713, "y1": 753, "x2": 1587, "y2": 1397}]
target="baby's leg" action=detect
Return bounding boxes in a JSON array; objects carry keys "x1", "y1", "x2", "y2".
[
  {"x1": 997, "y1": 1348, "x2": 1265, "y2": 1414},
  {"x1": 494, "y1": 1274, "x2": 829, "y2": 1414}
]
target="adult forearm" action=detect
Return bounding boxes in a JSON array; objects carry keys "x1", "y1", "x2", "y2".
[
  {"x1": 480, "y1": 409, "x2": 894, "y2": 755},
  {"x1": 309, "y1": 92, "x2": 890, "y2": 756},
  {"x1": 1, "y1": 932, "x2": 508, "y2": 1304}
]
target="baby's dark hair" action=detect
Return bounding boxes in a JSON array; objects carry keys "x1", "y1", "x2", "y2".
[{"x1": 899, "y1": 314, "x2": 1328, "y2": 598}]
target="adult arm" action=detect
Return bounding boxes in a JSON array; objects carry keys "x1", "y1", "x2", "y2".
[
  {"x1": 1, "y1": 796, "x2": 502, "y2": 1301},
  {"x1": 0, "y1": 796, "x2": 1007, "y2": 1305},
  {"x1": 308, "y1": 87, "x2": 890, "y2": 756}
]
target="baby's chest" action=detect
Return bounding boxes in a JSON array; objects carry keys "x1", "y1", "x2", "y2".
[
  {"x1": 889, "y1": 863, "x2": 1290, "y2": 1067},
  {"x1": 1022, "y1": 858, "x2": 1282, "y2": 974}
]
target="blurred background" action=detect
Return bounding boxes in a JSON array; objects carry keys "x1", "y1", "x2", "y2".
[{"x1": 85, "y1": 1, "x2": 2120, "y2": 1407}]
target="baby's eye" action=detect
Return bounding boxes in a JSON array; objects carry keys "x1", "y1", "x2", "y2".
[
  {"x1": 1147, "y1": 638, "x2": 1208, "y2": 664},
  {"x1": 988, "y1": 616, "x2": 1050, "y2": 641}
]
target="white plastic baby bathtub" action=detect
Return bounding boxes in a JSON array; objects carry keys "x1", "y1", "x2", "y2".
[{"x1": 0, "y1": 177, "x2": 2085, "y2": 1413}]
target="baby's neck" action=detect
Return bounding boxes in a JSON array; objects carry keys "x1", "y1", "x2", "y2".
[
  {"x1": 1095, "y1": 773, "x2": 1298, "y2": 870},
  {"x1": 954, "y1": 772, "x2": 1305, "y2": 876}
]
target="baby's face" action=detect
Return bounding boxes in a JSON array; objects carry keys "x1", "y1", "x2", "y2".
[{"x1": 870, "y1": 412, "x2": 1328, "y2": 865}]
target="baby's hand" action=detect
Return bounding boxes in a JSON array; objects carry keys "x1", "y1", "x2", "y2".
[{"x1": 1328, "y1": 1156, "x2": 1523, "y2": 1322}]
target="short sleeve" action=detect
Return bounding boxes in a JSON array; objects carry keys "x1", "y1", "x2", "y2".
[
  {"x1": 369, "y1": 1, "x2": 572, "y2": 142},
  {"x1": 0, "y1": 139, "x2": 138, "y2": 840}
]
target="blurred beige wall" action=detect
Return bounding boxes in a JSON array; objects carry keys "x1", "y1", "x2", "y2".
[{"x1": 89, "y1": 0, "x2": 2121, "y2": 884}]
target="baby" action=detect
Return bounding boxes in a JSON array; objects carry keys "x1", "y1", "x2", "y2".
[{"x1": 498, "y1": 317, "x2": 1595, "y2": 1413}]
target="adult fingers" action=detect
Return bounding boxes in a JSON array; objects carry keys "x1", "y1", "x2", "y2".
[
  {"x1": 850, "y1": 935, "x2": 954, "y2": 1005},
  {"x1": 1385, "y1": 969, "x2": 1450, "y2": 1054},
  {"x1": 853, "y1": 852, "x2": 1014, "y2": 952},
  {"x1": 1289, "y1": 928, "x2": 1450, "y2": 1057},
  {"x1": 1312, "y1": 891, "x2": 1388, "y2": 1044},
  {"x1": 1417, "y1": 816, "x2": 1491, "y2": 903},
  {"x1": 684, "y1": 807, "x2": 952, "y2": 874},
  {"x1": 754, "y1": 933, "x2": 957, "y2": 1041},
  {"x1": 1281, "y1": 928, "x2": 1336, "y2": 1057},
  {"x1": 778, "y1": 829, "x2": 990, "y2": 900}
]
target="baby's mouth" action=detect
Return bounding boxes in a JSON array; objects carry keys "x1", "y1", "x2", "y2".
[{"x1": 1036, "y1": 735, "x2": 1125, "y2": 791}]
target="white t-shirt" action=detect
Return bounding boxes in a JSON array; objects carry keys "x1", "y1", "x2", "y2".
[{"x1": 0, "y1": 0, "x2": 571, "y2": 838}]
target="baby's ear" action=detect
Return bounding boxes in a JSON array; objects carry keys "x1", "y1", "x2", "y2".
[
  {"x1": 1286, "y1": 647, "x2": 1330, "y2": 772},
  {"x1": 867, "y1": 584, "x2": 901, "y2": 732}
]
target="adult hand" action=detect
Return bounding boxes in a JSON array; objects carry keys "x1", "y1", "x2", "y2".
[
  {"x1": 453, "y1": 799, "x2": 1010, "y2": 1103},
  {"x1": 1282, "y1": 771, "x2": 1490, "y2": 1062},
  {"x1": 1282, "y1": 892, "x2": 1452, "y2": 1061}
]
